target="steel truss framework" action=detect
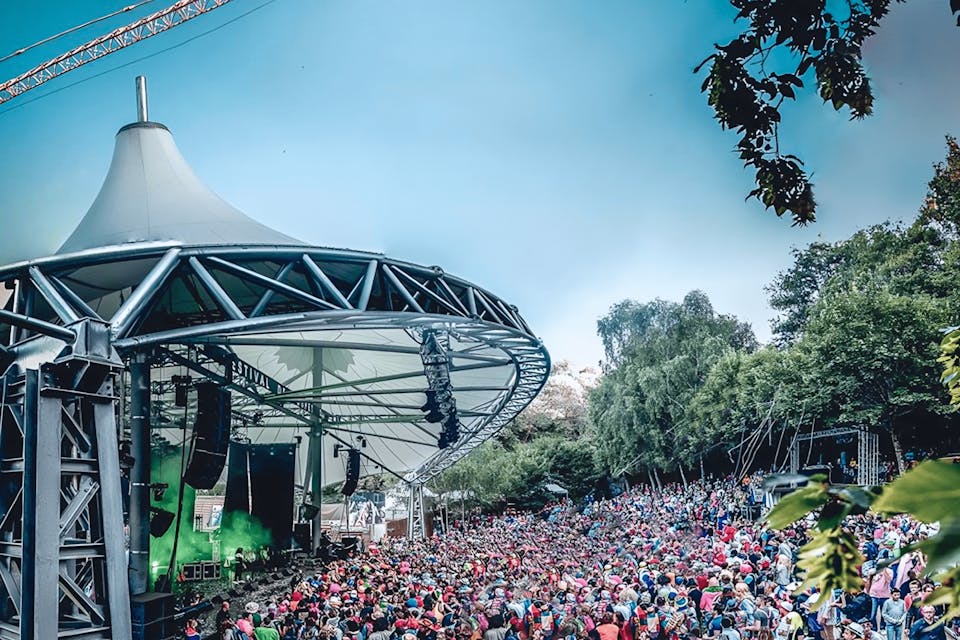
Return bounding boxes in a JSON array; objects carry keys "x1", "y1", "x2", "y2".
[
  {"x1": 0, "y1": 242, "x2": 549, "y2": 485},
  {"x1": 0, "y1": 320, "x2": 130, "y2": 639},
  {"x1": 406, "y1": 483, "x2": 426, "y2": 539},
  {"x1": 789, "y1": 426, "x2": 879, "y2": 486}
]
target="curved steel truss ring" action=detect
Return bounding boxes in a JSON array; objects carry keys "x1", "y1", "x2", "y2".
[
  {"x1": 0, "y1": 243, "x2": 550, "y2": 485},
  {"x1": 0, "y1": 244, "x2": 534, "y2": 341}
]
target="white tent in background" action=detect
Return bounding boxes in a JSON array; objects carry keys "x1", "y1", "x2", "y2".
[{"x1": 544, "y1": 483, "x2": 569, "y2": 496}]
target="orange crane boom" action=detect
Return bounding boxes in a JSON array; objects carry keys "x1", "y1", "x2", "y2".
[{"x1": 0, "y1": 0, "x2": 233, "y2": 106}]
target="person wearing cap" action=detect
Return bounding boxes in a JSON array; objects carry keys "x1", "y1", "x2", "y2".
[
  {"x1": 842, "y1": 621, "x2": 866, "y2": 640},
  {"x1": 238, "y1": 602, "x2": 258, "y2": 638}
]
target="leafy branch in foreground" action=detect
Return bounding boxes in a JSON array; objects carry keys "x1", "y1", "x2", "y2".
[
  {"x1": 938, "y1": 326, "x2": 960, "y2": 404},
  {"x1": 697, "y1": 0, "x2": 960, "y2": 225},
  {"x1": 765, "y1": 461, "x2": 960, "y2": 620}
]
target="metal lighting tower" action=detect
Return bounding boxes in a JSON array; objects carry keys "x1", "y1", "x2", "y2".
[{"x1": 0, "y1": 78, "x2": 550, "y2": 639}]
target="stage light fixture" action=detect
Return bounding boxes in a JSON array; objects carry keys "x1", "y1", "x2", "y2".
[
  {"x1": 149, "y1": 507, "x2": 175, "y2": 538},
  {"x1": 171, "y1": 374, "x2": 191, "y2": 407},
  {"x1": 299, "y1": 503, "x2": 319, "y2": 521},
  {"x1": 117, "y1": 439, "x2": 136, "y2": 471},
  {"x1": 151, "y1": 482, "x2": 168, "y2": 501},
  {"x1": 421, "y1": 390, "x2": 443, "y2": 423}
]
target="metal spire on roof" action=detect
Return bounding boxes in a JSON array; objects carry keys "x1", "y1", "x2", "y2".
[
  {"x1": 56, "y1": 76, "x2": 304, "y2": 254},
  {"x1": 135, "y1": 75, "x2": 148, "y2": 123}
]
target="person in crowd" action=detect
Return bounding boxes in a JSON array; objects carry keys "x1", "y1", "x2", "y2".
[
  {"x1": 867, "y1": 565, "x2": 894, "y2": 630},
  {"x1": 909, "y1": 607, "x2": 945, "y2": 640},
  {"x1": 235, "y1": 547, "x2": 247, "y2": 583},
  {"x1": 881, "y1": 590, "x2": 906, "y2": 640},
  {"x1": 191, "y1": 474, "x2": 955, "y2": 640}
]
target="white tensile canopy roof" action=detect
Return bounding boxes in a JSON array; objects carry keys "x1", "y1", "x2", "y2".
[
  {"x1": 2, "y1": 106, "x2": 548, "y2": 491},
  {"x1": 58, "y1": 121, "x2": 303, "y2": 254}
]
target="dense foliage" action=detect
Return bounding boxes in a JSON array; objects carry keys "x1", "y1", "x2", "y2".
[
  {"x1": 698, "y1": 0, "x2": 960, "y2": 224},
  {"x1": 432, "y1": 138, "x2": 960, "y2": 516},
  {"x1": 430, "y1": 362, "x2": 603, "y2": 511},
  {"x1": 590, "y1": 291, "x2": 757, "y2": 475}
]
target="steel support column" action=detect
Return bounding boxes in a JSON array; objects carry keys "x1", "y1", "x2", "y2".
[
  {"x1": 309, "y1": 423, "x2": 323, "y2": 552},
  {"x1": 857, "y1": 429, "x2": 879, "y2": 486},
  {"x1": 0, "y1": 319, "x2": 131, "y2": 639},
  {"x1": 128, "y1": 354, "x2": 151, "y2": 595},
  {"x1": 310, "y1": 348, "x2": 325, "y2": 552},
  {"x1": 406, "y1": 483, "x2": 425, "y2": 540},
  {"x1": 21, "y1": 369, "x2": 59, "y2": 639}
]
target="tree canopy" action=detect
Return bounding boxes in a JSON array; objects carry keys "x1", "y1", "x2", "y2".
[
  {"x1": 698, "y1": 0, "x2": 960, "y2": 224},
  {"x1": 429, "y1": 134, "x2": 960, "y2": 623}
]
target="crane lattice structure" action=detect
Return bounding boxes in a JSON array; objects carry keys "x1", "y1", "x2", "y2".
[{"x1": 0, "y1": 0, "x2": 233, "y2": 106}]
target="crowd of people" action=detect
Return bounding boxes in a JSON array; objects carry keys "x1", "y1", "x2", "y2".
[{"x1": 187, "y1": 477, "x2": 956, "y2": 640}]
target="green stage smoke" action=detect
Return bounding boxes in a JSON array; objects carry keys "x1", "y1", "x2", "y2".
[
  {"x1": 217, "y1": 509, "x2": 274, "y2": 564},
  {"x1": 148, "y1": 447, "x2": 275, "y2": 583},
  {"x1": 149, "y1": 447, "x2": 210, "y2": 580}
]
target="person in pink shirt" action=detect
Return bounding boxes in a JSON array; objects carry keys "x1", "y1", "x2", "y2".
[
  {"x1": 867, "y1": 567, "x2": 893, "y2": 628},
  {"x1": 237, "y1": 602, "x2": 258, "y2": 638}
]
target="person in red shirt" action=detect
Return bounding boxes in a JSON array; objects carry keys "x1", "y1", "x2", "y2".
[
  {"x1": 596, "y1": 612, "x2": 620, "y2": 640},
  {"x1": 721, "y1": 525, "x2": 737, "y2": 543}
]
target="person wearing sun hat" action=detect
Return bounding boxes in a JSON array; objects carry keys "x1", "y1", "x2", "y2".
[
  {"x1": 842, "y1": 621, "x2": 866, "y2": 640},
  {"x1": 237, "y1": 602, "x2": 258, "y2": 638}
]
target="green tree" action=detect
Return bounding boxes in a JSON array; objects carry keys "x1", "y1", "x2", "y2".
[
  {"x1": 596, "y1": 299, "x2": 674, "y2": 370},
  {"x1": 802, "y1": 288, "x2": 952, "y2": 470},
  {"x1": 590, "y1": 291, "x2": 757, "y2": 476},
  {"x1": 697, "y1": 1, "x2": 960, "y2": 224},
  {"x1": 765, "y1": 223, "x2": 944, "y2": 343},
  {"x1": 687, "y1": 346, "x2": 811, "y2": 470}
]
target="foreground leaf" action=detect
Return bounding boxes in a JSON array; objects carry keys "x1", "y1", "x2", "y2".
[
  {"x1": 796, "y1": 527, "x2": 864, "y2": 594},
  {"x1": 766, "y1": 483, "x2": 828, "y2": 529},
  {"x1": 916, "y1": 519, "x2": 960, "y2": 574},
  {"x1": 922, "y1": 566, "x2": 960, "y2": 623},
  {"x1": 872, "y1": 461, "x2": 960, "y2": 522}
]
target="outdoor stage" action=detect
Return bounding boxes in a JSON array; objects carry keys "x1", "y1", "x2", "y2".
[{"x1": 0, "y1": 78, "x2": 549, "y2": 639}]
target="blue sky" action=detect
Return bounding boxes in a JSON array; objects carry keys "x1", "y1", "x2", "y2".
[{"x1": 0, "y1": 0, "x2": 957, "y2": 367}]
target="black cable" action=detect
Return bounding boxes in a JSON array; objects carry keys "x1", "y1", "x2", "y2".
[
  {"x1": 0, "y1": 1, "x2": 158, "y2": 65},
  {"x1": 0, "y1": 0, "x2": 277, "y2": 117}
]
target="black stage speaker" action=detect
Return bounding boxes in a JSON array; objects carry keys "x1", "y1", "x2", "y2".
[
  {"x1": 224, "y1": 443, "x2": 296, "y2": 548},
  {"x1": 293, "y1": 522, "x2": 312, "y2": 551},
  {"x1": 131, "y1": 592, "x2": 174, "y2": 639},
  {"x1": 342, "y1": 449, "x2": 361, "y2": 496},
  {"x1": 150, "y1": 509, "x2": 175, "y2": 538},
  {"x1": 183, "y1": 382, "x2": 231, "y2": 490}
]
